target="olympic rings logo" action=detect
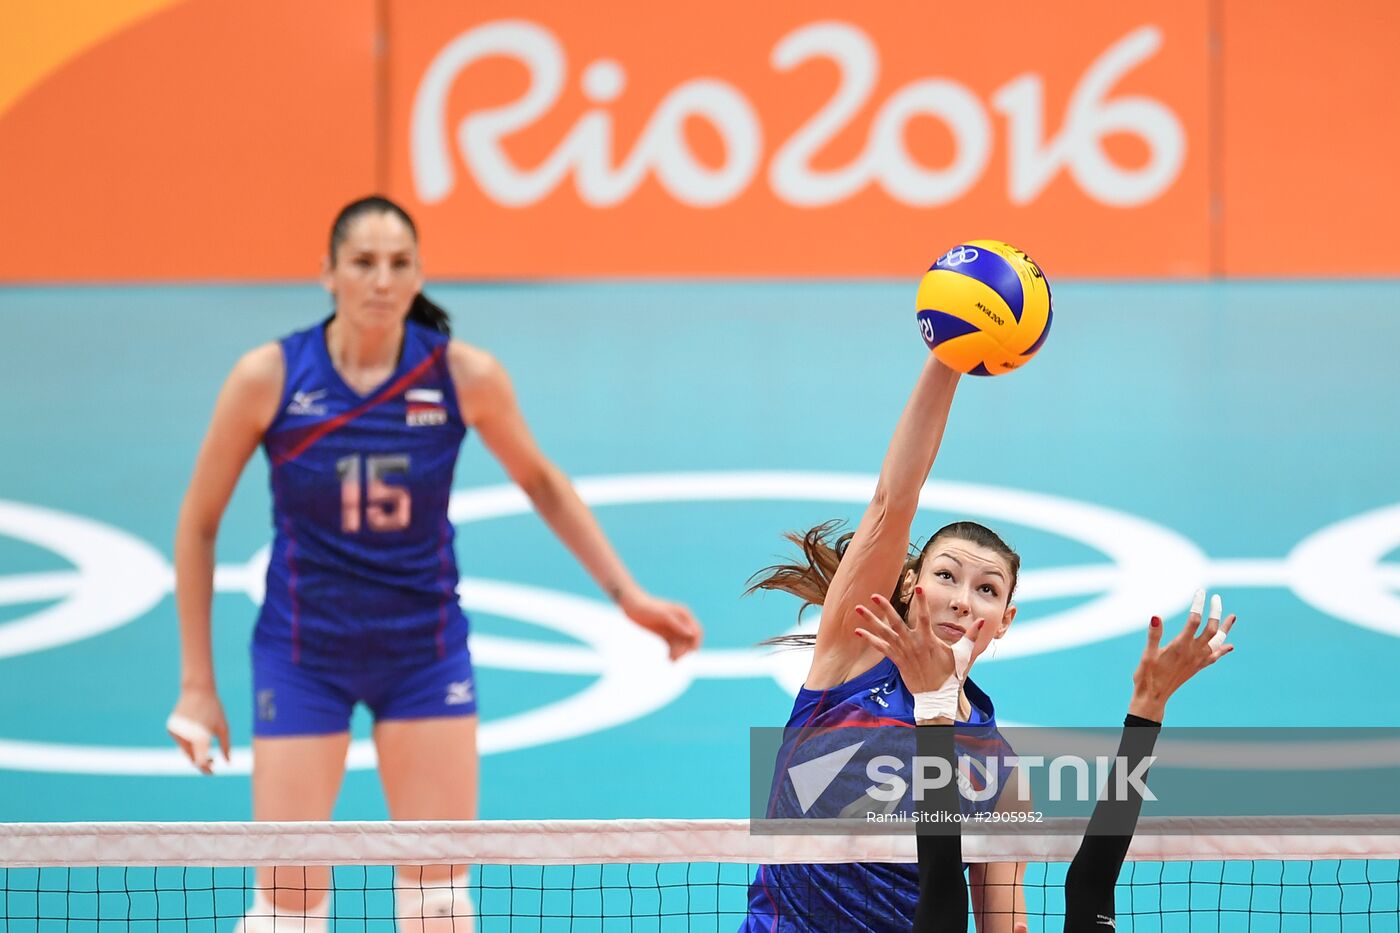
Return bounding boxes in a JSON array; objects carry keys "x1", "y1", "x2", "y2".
[
  {"x1": 0, "y1": 471, "x2": 1398, "y2": 776},
  {"x1": 938, "y1": 246, "x2": 980, "y2": 267}
]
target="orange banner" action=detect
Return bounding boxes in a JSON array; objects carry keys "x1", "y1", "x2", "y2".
[
  {"x1": 386, "y1": 1, "x2": 1210, "y2": 278},
  {"x1": 1221, "y1": 1, "x2": 1400, "y2": 276},
  {"x1": 0, "y1": 0, "x2": 376, "y2": 281},
  {"x1": 2, "y1": 0, "x2": 1398, "y2": 280}
]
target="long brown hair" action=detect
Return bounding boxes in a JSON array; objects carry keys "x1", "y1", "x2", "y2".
[{"x1": 747, "y1": 520, "x2": 1020, "y2": 648}]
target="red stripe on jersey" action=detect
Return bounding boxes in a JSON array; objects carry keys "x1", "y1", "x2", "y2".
[
  {"x1": 435, "y1": 518, "x2": 451, "y2": 658},
  {"x1": 271, "y1": 345, "x2": 447, "y2": 465},
  {"x1": 765, "y1": 687, "x2": 831, "y2": 820},
  {"x1": 284, "y1": 517, "x2": 301, "y2": 664}
]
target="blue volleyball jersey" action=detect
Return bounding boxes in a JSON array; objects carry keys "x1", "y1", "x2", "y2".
[
  {"x1": 742, "y1": 658, "x2": 1015, "y2": 932},
  {"x1": 256, "y1": 319, "x2": 468, "y2": 670}
]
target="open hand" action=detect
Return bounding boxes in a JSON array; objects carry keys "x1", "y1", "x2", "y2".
[
  {"x1": 1130, "y1": 589, "x2": 1237, "y2": 720},
  {"x1": 852, "y1": 588, "x2": 982, "y2": 695}
]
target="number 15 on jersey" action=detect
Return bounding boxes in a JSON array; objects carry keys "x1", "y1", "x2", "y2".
[{"x1": 336, "y1": 453, "x2": 411, "y2": 533}]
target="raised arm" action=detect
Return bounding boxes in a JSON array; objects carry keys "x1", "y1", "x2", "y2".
[
  {"x1": 451, "y1": 342, "x2": 702, "y2": 660},
  {"x1": 169, "y1": 343, "x2": 283, "y2": 772},
  {"x1": 903, "y1": 592, "x2": 1237, "y2": 933},
  {"x1": 806, "y1": 355, "x2": 960, "y2": 688},
  {"x1": 1062, "y1": 592, "x2": 1237, "y2": 932}
]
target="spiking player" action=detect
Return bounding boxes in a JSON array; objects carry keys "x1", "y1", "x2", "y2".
[
  {"x1": 741, "y1": 353, "x2": 1029, "y2": 932},
  {"x1": 166, "y1": 196, "x2": 701, "y2": 932}
]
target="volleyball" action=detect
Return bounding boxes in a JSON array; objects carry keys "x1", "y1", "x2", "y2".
[{"x1": 915, "y1": 240, "x2": 1053, "y2": 376}]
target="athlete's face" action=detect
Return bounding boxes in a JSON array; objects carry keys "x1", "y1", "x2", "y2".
[
  {"x1": 910, "y1": 539, "x2": 1016, "y2": 658},
  {"x1": 322, "y1": 212, "x2": 424, "y2": 331}
]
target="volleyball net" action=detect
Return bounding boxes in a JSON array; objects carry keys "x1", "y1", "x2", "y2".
[{"x1": 3, "y1": 817, "x2": 1399, "y2": 931}]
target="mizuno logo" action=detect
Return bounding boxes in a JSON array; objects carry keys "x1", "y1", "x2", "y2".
[
  {"x1": 445, "y1": 679, "x2": 475, "y2": 706},
  {"x1": 286, "y1": 389, "x2": 328, "y2": 416}
]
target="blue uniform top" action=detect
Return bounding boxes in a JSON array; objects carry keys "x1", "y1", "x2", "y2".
[
  {"x1": 256, "y1": 318, "x2": 468, "y2": 670},
  {"x1": 742, "y1": 657, "x2": 1015, "y2": 932}
]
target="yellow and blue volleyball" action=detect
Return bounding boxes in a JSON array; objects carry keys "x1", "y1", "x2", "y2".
[{"x1": 916, "y1": 240, "x2": 1053, "y2": 376}]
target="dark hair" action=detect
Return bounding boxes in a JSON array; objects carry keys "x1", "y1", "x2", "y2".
[
  {"x1": 747, "y1": 520, "x2": 1020, "y2": 648},
  {"x1": 328, "y1": 195, "x2": 452, "y2": 335}
]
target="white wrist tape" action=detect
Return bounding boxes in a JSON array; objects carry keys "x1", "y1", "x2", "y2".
[
  {"x1": 165, "y1": 713, "x2": 211, "y2": 743},
  {"x1": 911, "y1": 632, "x2": 977, "y2": 722},
  {"x1": 912, "y1": 680, "x2": 962, "y2": 722},
  {"x1": 166, "y1": 713, "x2": 213, "y2": 768}
]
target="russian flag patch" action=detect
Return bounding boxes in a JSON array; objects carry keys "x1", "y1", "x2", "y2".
[{"x1": 405, "y1": 388, "x2": 447, "y2": 426}]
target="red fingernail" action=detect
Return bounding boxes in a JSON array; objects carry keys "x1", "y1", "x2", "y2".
[
  {"x1": 914, "y1": 586, "x2": 923, "y2": 595},
  {"x1": 854, "y1": 606, "x2": 865, "y2": 615},
  {"x1": 1150, "y1": 616, "x2": 1161, "y2": 628}
]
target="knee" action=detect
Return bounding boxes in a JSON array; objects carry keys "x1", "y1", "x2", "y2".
[
  {"x1": 235, "y1": 889, "x2": 328, "y2": 933},
  {"x1": 396, "y1": 871, "x2": 474, "y2": 931}
]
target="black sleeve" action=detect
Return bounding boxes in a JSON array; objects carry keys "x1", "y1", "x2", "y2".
[
  {"x1": 912, "y1": 724, "x2": 968, "y2": 933},
  {"x1": 1062, "y1": 713, "x2": 1161, "y2": 932}
]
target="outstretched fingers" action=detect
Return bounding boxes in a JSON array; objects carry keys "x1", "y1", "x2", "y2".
[
  {"x1": 1195, "y1": 592, "x2": 1223, "y2": 647},
  {"x1": 852, "y1": 605, "x2": 898, "y2": 659},
  {"x1": 1180, "y1": 591, "x2": 1239, "y2": 672},
  {"x1": 1208, "y1": 607, "x2": 1237, "y2": 651},
  {"x1": 1184, "y1": 587, "x2": 1206, "y2": 638},
  {"x1": 1207, "y1": 613, "x2": 1238, "y2": 662},
  {"x1": 1143, "y1": 614, "x2": 1164, "y2": 657},
  {"x1": 854, "y1": 596, "x2": 906, "y2": 650},
  {"x1": 906, "y1": 586, "x2": 932, "y2": 633},
  {"x1": 852, "y1": 625, "x2": 895, "y2": 658}
]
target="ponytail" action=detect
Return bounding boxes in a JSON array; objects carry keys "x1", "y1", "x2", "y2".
[
  {"x1": 746, "y1": 521, "x2": 920, "y2": 648},
  {"x1": 748, "y1": 520, "x2": 1019, "y2": 649},
  {"x1": 408, "y1": 292, "x2": 452, "y2": 335}
]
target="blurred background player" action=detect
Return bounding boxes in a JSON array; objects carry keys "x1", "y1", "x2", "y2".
[{"x1": 164, "y1": 196, "x2": 702, "y2": 931}]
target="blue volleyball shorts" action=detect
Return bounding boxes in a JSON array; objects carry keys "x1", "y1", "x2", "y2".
[{"x1": 250, "y1": 647, "x2": 477, "y2": 737}]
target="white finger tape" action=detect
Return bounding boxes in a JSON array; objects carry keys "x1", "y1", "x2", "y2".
[{"x1": 166, "y1": 713, "x2": 212, "y2": 744}]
